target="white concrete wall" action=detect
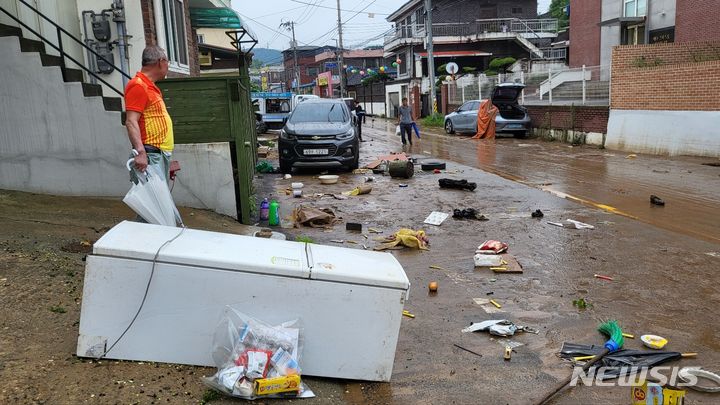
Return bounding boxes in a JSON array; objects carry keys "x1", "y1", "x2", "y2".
[
  {"x1": 606, "y1": 109, "x2": 720, "y2": 157},
  {"x1": 0, "y1": 0, "x2": 83, "y2": 61},
  {"x1": 530, "y1": 61, "x2": 568, "y2": 74},
  {"x1": 358, "y1": 102, "x2": 385, "y2": 117},
  {"x1": 75, "y1": 0, "x2": 147, "y2": 96},
  {"x1": 601, "y1": 0, "x2": 622, "y2": 21},
  {"x1": 648, "y1": 0, "x2": 675, "y2": 30},
  {"x1": 171, "y1": 143, "x2": 237, "y2": 218},
  {"x1": 197, "y1": 28, "x2": 234, "y2": 49},
  {"x1": 385, "y1": 82, "x2": 404, "y2": 118},
  {"x1": 600, "y1": 0, "x2": 622, "y2": 81},
  {"x1": 0, "y1": 35, "x2": 238, "y2": 218}
]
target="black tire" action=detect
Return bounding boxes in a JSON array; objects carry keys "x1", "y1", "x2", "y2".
[
  {"x1": 514, "y1": 131, "x2": 527, "y2": 139},
  {"x1": 445, "y1": 119, "x2": 455, "y2": 134},
  {"x1": 279, "y1": 160, "x2": 292, "y2": 174},
  {"x1": 420, "y1": 160, "x2": 446, "y2": 171},
  {"x1": 348, "y1": 149, "x2": 360, "y2": 171}
]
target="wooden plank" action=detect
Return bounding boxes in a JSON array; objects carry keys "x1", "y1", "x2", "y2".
[{"x1": 491, "y1": 255, "x2": 524, "y2": 274}]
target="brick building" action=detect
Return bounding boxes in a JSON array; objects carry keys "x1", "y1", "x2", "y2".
[
  {"x1": 568, "y1": 0, "x2": 601, "y2": 67},
  {"x1": 569, "y1": 0, "x2": 720, "y2": 69},
  {"x1": 382, "y1": 0, "x2": 560, "y2": 117},
  {"x1": 675, "y1": 0, "x2": 720, "y2": 43},
  {"x1": 313, "y1": 49, "x2": 385, "y2": 98},
  {"x1": 605, "y1": 40, "x2": 720, "y2": 157},
  {"x1": 282, "y1": 45, "x2": 339, "y2": 92},
  {"x1": 140, "y1": 0, "x2": 224, "y2": 78}
]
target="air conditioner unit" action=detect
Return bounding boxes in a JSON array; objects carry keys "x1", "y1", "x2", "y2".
[{"x1": 199, "y1": 51, "x2": 212, "y2": 66}]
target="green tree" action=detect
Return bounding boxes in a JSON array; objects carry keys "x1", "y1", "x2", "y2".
[
  {"x1": 251, "y1": 58, "x2": 264, "y2": 69},
  {"x1": 549, "y1": 0, "x2": 569, "y2": 29},
  {"x1": 485, "y1": 57, "x2": 516, "y2": 76}
]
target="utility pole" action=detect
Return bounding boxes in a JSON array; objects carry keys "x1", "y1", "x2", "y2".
[
  {"x1": 281, "y1": 20, "x2": 300, "y2": 93},
  {"x1": 425, "y1": 0, "x2": 437, "y2": 113},
  {"x1": 334, "y1": 39, "x2": 342, "y2": 95},
  {"x1": 336, "y1": 0, "x2": 345, "y2": 98}
]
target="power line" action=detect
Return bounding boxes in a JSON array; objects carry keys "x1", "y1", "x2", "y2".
[
  {"x1": 251, "y1": 5, "x2": 306, "y2": 19},
  {"x1": 235, "y1": 11, "x2": 294, "y2": 41},
  {"x1": 297, "y1": 0, "x2": 324, "y2": 25},
  {"x1": 290, "y1": 0, "x2": 390, "y2": 15},
  {"x1": 294, "y1": 0, "x2": 316, "y2": 25}
]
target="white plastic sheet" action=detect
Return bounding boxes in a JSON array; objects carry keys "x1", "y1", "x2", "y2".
[{"x1": 123, "y1": 165, "x2": 182, "y2": 227}]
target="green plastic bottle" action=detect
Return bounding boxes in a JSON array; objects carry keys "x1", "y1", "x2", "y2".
[{"x1": 268, "y1": 200, "x2": 280, "y2": 226}]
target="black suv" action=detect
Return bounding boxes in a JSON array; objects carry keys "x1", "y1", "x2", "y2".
[{"x1": 279, "y1": 99, "x2": 359, "y2": 173}]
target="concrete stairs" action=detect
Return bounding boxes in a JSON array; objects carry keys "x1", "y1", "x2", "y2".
[
  {"x1": 550, "y1": 81, "x2": 610, "y2": 100},
  {"x1": 0, "y1": 22, "x2": 131, "y2": 197},
  {"x1": 0, "y1": 22, "x2": 123, "y2": 115},
  {"x1": 515, "y1": 34, "x2": 544, "y2": 59}
]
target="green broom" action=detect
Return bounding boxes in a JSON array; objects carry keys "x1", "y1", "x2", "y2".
[{"x1": 536, "y1": 320, "x2": 625, "y2": 405}]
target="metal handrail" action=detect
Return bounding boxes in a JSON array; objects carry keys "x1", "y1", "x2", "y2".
[
  {"x1": 0, "y1": 0, "x2": 131, "y2": 96},
  {"x1": 385, "y1": 18, "x2": 558, "y2": 45}
]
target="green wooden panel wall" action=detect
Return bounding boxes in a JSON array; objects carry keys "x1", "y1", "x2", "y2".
[{"x1": 158, "y1": 73, "x2": 257, "y2": 224}]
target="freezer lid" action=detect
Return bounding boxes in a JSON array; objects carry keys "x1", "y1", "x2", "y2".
[
  {"x1": 306, "y1": 244, "x2": 409, "y2": 289},
  {"x1": 92, "y1": 221, "x2": 310, "y2": 278}
]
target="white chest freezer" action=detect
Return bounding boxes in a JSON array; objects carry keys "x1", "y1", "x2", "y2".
[{"x1": 77, "y1": 221, "x2": 409, "y2": 381}]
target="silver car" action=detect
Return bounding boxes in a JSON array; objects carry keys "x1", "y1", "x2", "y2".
[{"x1": 444, "y1": 83, "x2": 531, "y2": 137}]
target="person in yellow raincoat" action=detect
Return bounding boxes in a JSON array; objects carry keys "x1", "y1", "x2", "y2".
[{"x1": 472, "y1": 99, "x2": 498, "y2": 139}]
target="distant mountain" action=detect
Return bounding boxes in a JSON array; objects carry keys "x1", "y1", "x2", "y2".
[{"x1": 251, "y1": 48, "x2": 283, "y2": 66}]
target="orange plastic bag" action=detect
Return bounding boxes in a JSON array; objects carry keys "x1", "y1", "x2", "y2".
[{"x1": 472, "y1": 99, "x2": 498, "y2": 139}]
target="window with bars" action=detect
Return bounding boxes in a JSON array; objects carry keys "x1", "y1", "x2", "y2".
[
  {"x1": 160, "y1": 0, "x2": 189, "y2": 69},
  {"x1": 415, "y1": 7, "x2": 425, "y2": 27}
]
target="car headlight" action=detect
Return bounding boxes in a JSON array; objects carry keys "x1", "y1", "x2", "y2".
[
  {"x1": 336, "y1": 129, "x2": 355, "y2": 140},
  {"x1": 280, "y1": 129, "x2": 296, "y2": 140}
]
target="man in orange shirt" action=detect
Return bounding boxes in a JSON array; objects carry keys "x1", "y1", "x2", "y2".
[{"x1": 124, "y1": 45, "x2": 174, "y2": 180}]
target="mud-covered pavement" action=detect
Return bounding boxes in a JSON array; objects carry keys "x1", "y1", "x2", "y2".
[{"x1": 1, "y1": 120, "x2": 719, "y2": 404}]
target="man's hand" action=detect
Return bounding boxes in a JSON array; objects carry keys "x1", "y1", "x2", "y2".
[{"x1": 133, "y1": 150, "x2": 148, "y2": 172}]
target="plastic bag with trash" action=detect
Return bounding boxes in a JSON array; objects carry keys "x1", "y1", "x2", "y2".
[{"x1": 203, "y1": 307, "x2": 314, "y2": 400}]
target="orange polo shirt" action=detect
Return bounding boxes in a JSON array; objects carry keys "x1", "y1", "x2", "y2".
[{"x1": 124, "y1": 72, "x2": 174, "y2": 151}]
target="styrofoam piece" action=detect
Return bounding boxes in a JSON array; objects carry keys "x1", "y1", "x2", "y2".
[{"x1": 423, "y1": 211, "x2": 449, "y2": 226}]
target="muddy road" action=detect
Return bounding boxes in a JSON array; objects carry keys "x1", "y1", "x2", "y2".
[{"x1": 1, "y1": 121, "x2": 719, "y2": 404}]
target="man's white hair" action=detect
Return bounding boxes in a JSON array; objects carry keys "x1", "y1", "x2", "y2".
[{"x1": 141, "y1": 46, "x2": 168, "y2": 66}]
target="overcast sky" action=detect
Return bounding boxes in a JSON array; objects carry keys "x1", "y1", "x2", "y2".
[{"x1": 233, "y1": 0, "x2": 553, "y2": 50}]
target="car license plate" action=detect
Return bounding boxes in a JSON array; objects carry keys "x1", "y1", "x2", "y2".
[
  {"x1": 507, "y1": 124, "x2": 523, "y2": 129},
  {"x1": 304, "y1": 149, "x2": 328, "y2": 156}
]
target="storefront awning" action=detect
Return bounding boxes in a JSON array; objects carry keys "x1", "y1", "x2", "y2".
[
  {"x1": 190, "y1": 8, "x2": 257, "y2": 52},
  {"x1": 190, "y1": 8, "x2": 256, "y2": 37}
]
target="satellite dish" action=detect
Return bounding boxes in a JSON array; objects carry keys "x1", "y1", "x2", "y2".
[{"x1": 446, "y1": 62, "x2": 459, "y2": 75}]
